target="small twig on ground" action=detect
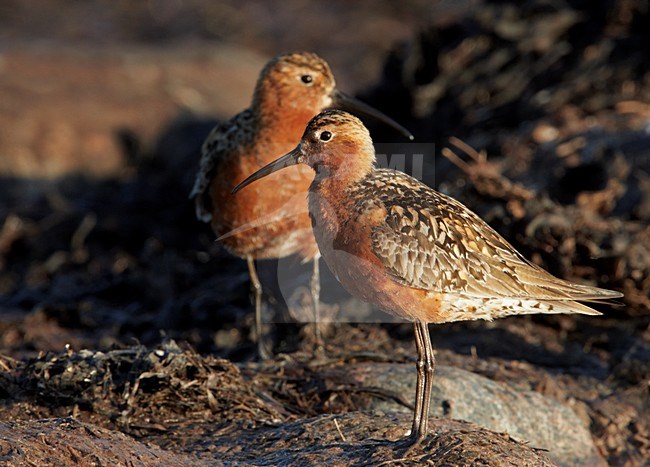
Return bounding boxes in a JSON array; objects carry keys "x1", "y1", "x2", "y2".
[{"x1": 333, "y1": 418, "x2": 346, "y2": 442}]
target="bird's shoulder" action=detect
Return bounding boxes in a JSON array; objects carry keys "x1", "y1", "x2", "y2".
[
  {"x1": 352, "y1": 169, "x2": 524, "y2": 295},
  {"x1": 201, "y1": 108, "x2": 257, "y2": 160},
  {"x1": 189, "y1": 109, "x2": 257, "y2": 221},
  {"x1": 352, "y1": 169, "x2": 618, "y2": 301}
]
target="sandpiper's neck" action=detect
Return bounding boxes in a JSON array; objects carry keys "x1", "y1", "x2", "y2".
[
  {"x1": 310, "y1": 164, "x2": 374, "y2": 211},
  {"x1": 254, "y1": 103, "x2": 319, "y2": 145},
  {"x1": 312, "y1": 136, "x2": 376, "y2": 188}
]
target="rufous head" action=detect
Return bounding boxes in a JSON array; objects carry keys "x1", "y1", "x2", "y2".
[
  {"x1": 294, "y1": 110, "x2": 376, "y2": 178},
  {"x1": 253, "y1": 52, "x2": 336, "y2": 117},
  {"x1": 232, "y1": 110, "x2": 376, "y2": 193},
  {"x1": 252, "y1": 52, "x2": 413, "y2": 140}
]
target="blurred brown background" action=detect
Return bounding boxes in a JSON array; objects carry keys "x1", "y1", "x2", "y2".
[{"x1": 0, "y1": 0, "x2": 447, "y2": 177}]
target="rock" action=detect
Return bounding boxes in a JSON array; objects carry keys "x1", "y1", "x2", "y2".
[{"x1": 344, "y1": 363, "x2": 604, "y2": 467}]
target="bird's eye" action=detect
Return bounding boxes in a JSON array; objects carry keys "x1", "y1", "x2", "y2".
[
  {"x1": 319, "y1": 131, "x2": 332, "y2": 142},
  {"x1": 300, "y1": 74, "x2": 313, "y2": 84}
]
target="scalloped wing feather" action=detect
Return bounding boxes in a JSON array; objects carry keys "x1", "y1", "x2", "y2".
[{"x1": 365, "y1": 169, "x2": 622, "y2": 304}]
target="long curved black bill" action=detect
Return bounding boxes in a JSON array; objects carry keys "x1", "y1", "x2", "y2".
[
  {"x1": 232, "y1": 146, "x2": 302, "y2": 194},
  {"x1": 332, "y1": 90, "x2": 414, "y2": 141}
]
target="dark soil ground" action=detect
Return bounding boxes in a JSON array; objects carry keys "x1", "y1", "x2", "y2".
[{"x1": 0, "y1": 0, "x2": 649, "y2": 465}]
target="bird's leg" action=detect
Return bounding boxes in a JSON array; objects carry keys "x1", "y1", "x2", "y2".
[
  {"x1": 410, "y1": 321, "x2": 426, "y2": 441},
  {"x1": 418, "y1": 321, "x2": 435, "y2": 440},
  {"x1": 247, "y1": 256, "x2": 269, "y2": 360},
  {"x1": 310, "y1": 255, "x2": 324, "y2": 356},
  {"x1": 408, "y1": 321, "x2": 434, "y2": 445}
]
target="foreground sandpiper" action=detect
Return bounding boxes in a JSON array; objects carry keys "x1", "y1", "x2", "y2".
[{"x1": 233, "y1": 109, "x2": 622, "y2": 441}]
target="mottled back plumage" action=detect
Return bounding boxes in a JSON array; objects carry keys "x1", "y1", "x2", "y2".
[
  {"x1": 352, "y1": 169, "x2": 619, "y2": 304},
  {"x1": 189, "y1": 109, "x2": 257, "y2": 222}
]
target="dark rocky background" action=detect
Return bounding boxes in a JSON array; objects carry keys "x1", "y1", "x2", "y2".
[{"x1": 0, "y1": 0, "x2": 648, "y2": 465}]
